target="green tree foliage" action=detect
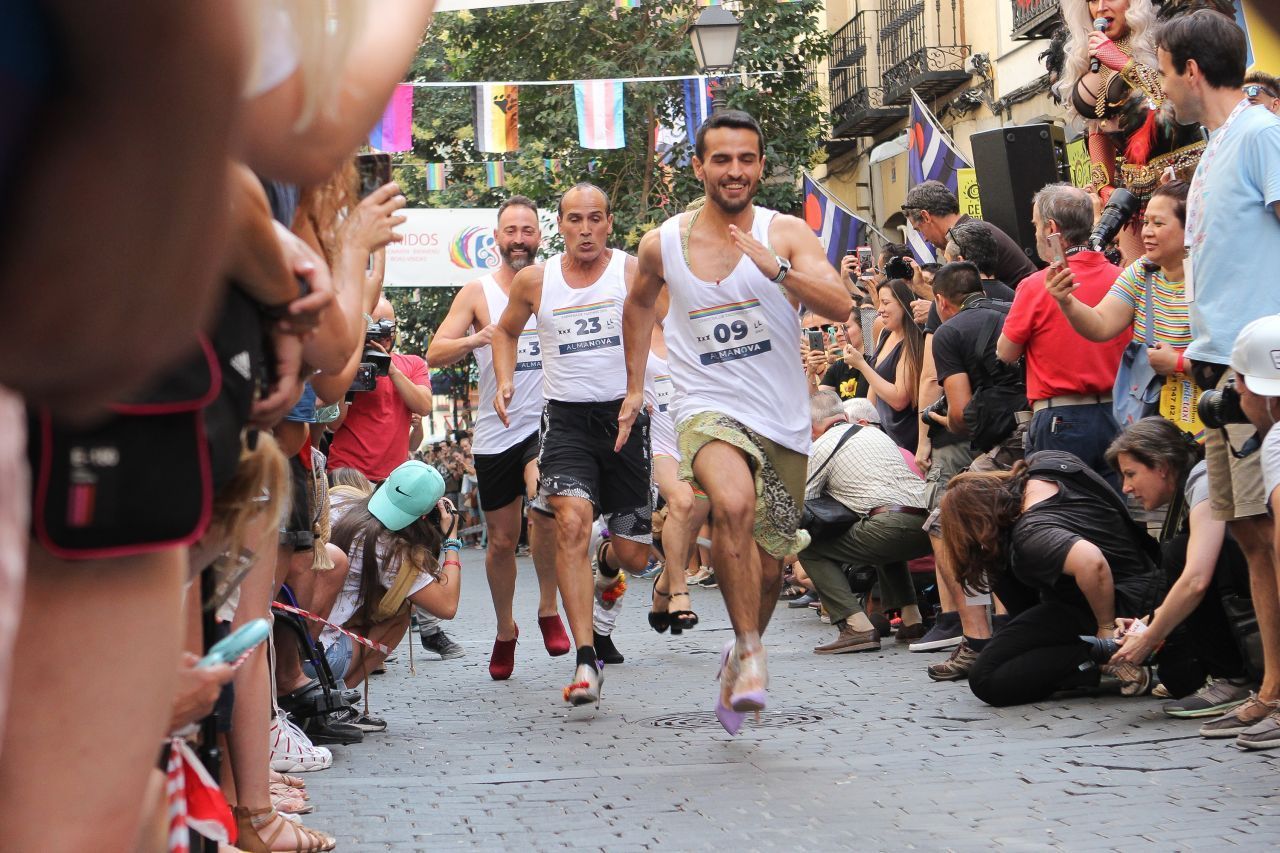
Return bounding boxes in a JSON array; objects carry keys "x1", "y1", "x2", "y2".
[{"x1": 389, "y1": 0, "x2": 828, "y2": 364}]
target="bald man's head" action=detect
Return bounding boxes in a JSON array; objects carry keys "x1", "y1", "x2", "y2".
[{"x1": 373, "y1": 298, "x2": 395, "y2": 323}]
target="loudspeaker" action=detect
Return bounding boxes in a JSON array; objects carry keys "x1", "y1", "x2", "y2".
[{"x1": 970, "y1": 123, "x2": 1068, "y2": 267}]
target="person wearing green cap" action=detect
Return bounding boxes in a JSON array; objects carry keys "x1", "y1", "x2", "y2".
[{"x1": 322, "y1": 460, "x2": 462, "y2": 699}]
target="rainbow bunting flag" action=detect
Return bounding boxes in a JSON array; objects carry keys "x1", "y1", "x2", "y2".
[
  {"x1": 425, "y1": 163, "x2": 447, "y2": 192},
  {"x1": 475, "y1": 84, "x2": 519, "y2": 153},
  {"x1": 574, "y1": 81, "x2": 625, "y2": 150},
  {"x1": 368, "y1": 84, "x2": 414, "y2": 153},
  {"x1": 485, "y1": 161, "x2": 506, "y2": 188},
  {"x1": 615, "y1": 0, "x2": 641, "y2": 7},
  {"x1": 542, "y1": 158, "x2": 561, "y2": 174}
]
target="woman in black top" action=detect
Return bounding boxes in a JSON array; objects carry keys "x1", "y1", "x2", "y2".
[
  {"x1": 843, "y1": 278, "x2": 923, "y2": 451},
  {"x1": 939, "y1": 451, "x2": 1163, "y2": 706}
]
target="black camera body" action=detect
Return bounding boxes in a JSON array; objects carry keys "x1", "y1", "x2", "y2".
[
  {"x1": 920, "y1": 394, "x2": 949, "y2": 424},
  {"x1": 884, "y1": 255, "x2": 913, "y2": 282},
  {"x1": 1197, "y1": 378, "x2": 1249, "y2": 429},
  {"x1": 366, "y1": 319, "x2": 395, "y2": 342}
]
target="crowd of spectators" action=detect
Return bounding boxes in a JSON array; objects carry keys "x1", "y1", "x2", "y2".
[
  {"x1": 2, "y1": 4, "x2": 1279, "y2": 852},
  {"x1": 789, "y1": 11, "x2": 1280, "y2": 751}
]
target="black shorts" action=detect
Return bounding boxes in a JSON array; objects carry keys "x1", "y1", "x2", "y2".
[
  {"x1": 538, "y1": 399, "x2": 651, "y2": 524},
  {"x1": 473, "y1": 429, "x2": 540, "y2": 512}
]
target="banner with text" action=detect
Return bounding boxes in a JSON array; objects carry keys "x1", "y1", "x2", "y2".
[{"x1": 385, "y1": 209, "x2": 558, "y2": 287}]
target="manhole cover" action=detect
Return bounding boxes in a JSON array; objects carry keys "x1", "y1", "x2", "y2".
[{"x1": 635, "y1": 708, "x2": 825, "y2": 729}]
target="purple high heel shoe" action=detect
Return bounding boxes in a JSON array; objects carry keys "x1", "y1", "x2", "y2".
[
  {"x1": 714, "y1": 641, "x2": 746, "y2": 735},
  {"x1": 730, "y1": 645, "x2": 768, "y2": 715}
]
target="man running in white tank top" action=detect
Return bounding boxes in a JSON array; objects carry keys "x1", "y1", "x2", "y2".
[
  {"x1": 493, "y1": 184, "x2": 655, "y2": 708},
  {"x1": 617, "y1": 111, "x2": 852, "y2": 734},
  {"x1": 427, "y1": 197, "x2": 570, "y2": 681}
]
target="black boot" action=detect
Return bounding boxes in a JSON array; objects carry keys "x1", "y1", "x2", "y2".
[{"x1": 593, "y1": 631, "x2": 624, "y2": 665}]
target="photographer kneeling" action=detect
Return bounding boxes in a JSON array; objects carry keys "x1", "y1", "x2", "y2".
[
  {"x1": 1105, "y1": 418, "x2": 1256, "y2": 718},
  {"x1": 940, "y1": 451, "x2": 1163, "y2": 707},
  {"x1": 318, "y1": 460, "x2": 462, "y2": 713}
]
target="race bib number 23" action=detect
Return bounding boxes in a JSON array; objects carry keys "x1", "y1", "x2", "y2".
[
  {"x1": 688, "y1": 299, "x2": 772, "y2": 365},
  {"x1": 551, "y1": 300, "x2": 621, "y2": 355}
]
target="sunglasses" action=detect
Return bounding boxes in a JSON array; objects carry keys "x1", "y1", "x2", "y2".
[{"x1": 1244, "y1": 83, "x2": 1278, "y2": 100}]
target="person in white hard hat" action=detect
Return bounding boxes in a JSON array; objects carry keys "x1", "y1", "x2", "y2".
[{"x1": 1199, "y1": 315, "x2": 1280, "y2": 748}]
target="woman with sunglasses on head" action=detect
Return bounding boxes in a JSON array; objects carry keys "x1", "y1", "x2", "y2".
[{"x1": 842, "y1": 278, "x2": 925, "y2": 452}]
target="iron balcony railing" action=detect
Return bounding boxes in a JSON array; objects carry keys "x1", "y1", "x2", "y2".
[{"x1": 1012, "y1": 0, "x2": 1062, "y2": 41}]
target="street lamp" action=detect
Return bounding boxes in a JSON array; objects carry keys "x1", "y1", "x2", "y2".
[{"x1": 690, "y1": 5, "x2": 742, "y2": 111}]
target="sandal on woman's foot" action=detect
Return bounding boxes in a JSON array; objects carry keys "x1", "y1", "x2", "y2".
[
  {"x1": 233, "y1": 805, "x2": 335, "y2": 852},
  {"x1": 666, "y1": 591, "x2": 698, "y2": 635},
  {"x1": 269, "y1": 771, "x2": 307, "y2": 792},
  {"x1": 270, "y1": 784, "x2": 314, "y2": 816}
]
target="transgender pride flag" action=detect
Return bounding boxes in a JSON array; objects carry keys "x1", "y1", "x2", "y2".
[
  {"x1": 368, "y1": 84, "x2": 414, "y2": 152},
  {"x1": 575, "y1": 80, "x2": 625, "y2": 149}
]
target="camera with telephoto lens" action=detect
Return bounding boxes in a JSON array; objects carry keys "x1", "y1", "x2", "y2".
[
  {"x1": 1197, "y1": 378, "x2": 1249, "y2": 429},
  {"x1": 1088, "y1": 188, "x2": 1141, "y2": 252},
  {"x1": 884, "y1": 255, "x2": 913, "y2": 282},
  {"x1": 920, "y1": 394, "x2": 949, "y2": 424}
]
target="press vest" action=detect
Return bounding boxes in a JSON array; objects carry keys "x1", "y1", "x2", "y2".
[
  {"x1": 658, "y1": 207, "x2": 810, "y2": 454},
  {"x1": 535, "y1": 250, "x2": 629, "y2": 403},
  {"x1": 471, "y1": 274, "x2": 543, "y2": 455}
]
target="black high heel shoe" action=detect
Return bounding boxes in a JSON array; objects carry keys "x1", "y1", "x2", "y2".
[
  {"x1": 665, "y1": 591, "x2": 699, "y2": 635},
  {"x1": 648, "y1": 585, "x2": 673, "y2": 634}
]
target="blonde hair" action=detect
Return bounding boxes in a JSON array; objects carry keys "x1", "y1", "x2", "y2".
[
  {"x1": 210, "y1": 431, "x2": 291, "y2": 560},
  {"x1": 1053, "y1": 0, "x2": 1159, "y2": 119}
]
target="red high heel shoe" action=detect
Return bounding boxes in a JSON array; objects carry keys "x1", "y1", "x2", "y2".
[{"x1": 489, "y1": 624, "x2": 519, "y2": 681}]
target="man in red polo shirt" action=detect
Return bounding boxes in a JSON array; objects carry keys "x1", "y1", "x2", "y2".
[
  {"x1": 327, "y1": 298, "x2": 432, "y2": 482},
  {"x1": 997, "y1": 183, "x2": 1127, "y2": 490}
]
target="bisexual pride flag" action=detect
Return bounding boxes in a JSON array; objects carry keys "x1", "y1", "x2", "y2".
[
  {"x1": 908, "y1": 90, "x2": 969, "y2": 195},
  {"x1": 368, "y1": 84, "x2": 413, "y2": 153},
  {"x1": 575, "y1": 80, "x2": 626, "y2": 149},
  {"x1": 802, "y1": 173, "x2": 867, "y2": 268}
]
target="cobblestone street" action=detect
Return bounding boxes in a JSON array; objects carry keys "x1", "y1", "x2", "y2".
[{"x1": 305, "y1": 549, "x2": 1280, "y2": 851}]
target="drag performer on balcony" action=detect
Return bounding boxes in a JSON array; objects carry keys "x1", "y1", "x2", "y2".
[{"x1": 1052, "y1": 0, "x2": 1226, "y2": 263}]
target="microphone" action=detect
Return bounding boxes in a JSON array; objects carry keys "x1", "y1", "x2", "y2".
[{"x1": 1090, "y1": 17, "x2": 1108, "y2": 73}]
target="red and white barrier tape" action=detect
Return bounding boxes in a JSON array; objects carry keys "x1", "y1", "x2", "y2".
[{"x1": 271, "y1": 601, "x2": 391, "y2": 655}]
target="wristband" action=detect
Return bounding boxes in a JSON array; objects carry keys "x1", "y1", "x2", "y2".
[
  {"x1": 442, "y1": 538, "x2": 463, "y2": 552},
  {"x1": 1175, "y1": 349, "x2": 1185, "y2": 374},
  {"x1": 442, "y1": 559, "x2": 461, "y2": 569}
]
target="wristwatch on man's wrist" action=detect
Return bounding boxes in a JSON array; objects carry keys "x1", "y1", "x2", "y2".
[{"x1": 771, "y1": 256, "x2": 792, "y2": 284}]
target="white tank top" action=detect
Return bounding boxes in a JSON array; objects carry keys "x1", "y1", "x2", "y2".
[
  {"x1": 658, "y1": 207, "x2": 811, "y2": 454},
  {"x1": 536, "y1": 250, "x2": 629, "y2": 403},
  {"x1": 643, "y1": 351, "x2": 675, "y2": 416},
  {"x1": 471, "y1": 275, "x2": 544, "y2": 455}
]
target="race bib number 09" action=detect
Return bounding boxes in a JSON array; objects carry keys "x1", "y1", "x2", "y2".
[
  {"x1": 688, "y1": 299, "x2": 772, "y2": 365},
  {"x1": 551, "y1": 300, "x2": 621, "y2": 355},
  {"x1": 516, "y1": 330, "x2": 542, "y2": 372}
]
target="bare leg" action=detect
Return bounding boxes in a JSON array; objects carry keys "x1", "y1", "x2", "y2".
[
  {"x1": 306, "y1": 545, "x2": 349, "y2": 642},
  {"x1": 547, "y1": 495, "x2": 596, "y2": 649},
  {"x1": 652, "y1": 456, "x2": 701, "y2": 604},
  {"x1": 756, "y1": 544, "x2": 784, "y2": 634},
  {"x1": 0, "y1": 544, "x2": 184, "y2": 853},
  {"x1": 483, "y1": 498, "x2": 524, "y2": 642},
  {"x1": 275, "y1": 548, "x2": 318, "y2": 694},
  {"x1": 1234, "y1": 516, "x2": 1280, "y2": 701},
  {"x1": 525, "y1": 459, "x2": 560, "y2": 618},
  {"x1": 691, "y1": 442, "x2": 764, "y2": 640},
  {"x1": 342, "y1": 610, "x2": 412, "y2": 691}
]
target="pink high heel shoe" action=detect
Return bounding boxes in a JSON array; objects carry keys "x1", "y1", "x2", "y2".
[
  {"x1": 715, "y1": 641, "x2": 746, "y2": 735},
  {"x1": 730, "y1": 644, "x2": 768, "y2": 715}
]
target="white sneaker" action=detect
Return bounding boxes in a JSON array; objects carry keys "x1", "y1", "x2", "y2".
[{"x1": 269, "y1": 710, "x2": 333, "y2": 772}]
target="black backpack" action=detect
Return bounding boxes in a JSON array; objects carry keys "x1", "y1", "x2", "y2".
[{"x1": 960, "y1": 299, "x2": 1027, "y2": 452}]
